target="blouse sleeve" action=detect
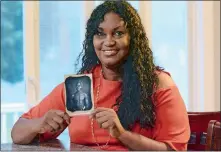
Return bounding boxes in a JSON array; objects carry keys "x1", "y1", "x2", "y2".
[
  {"x1": 20, "y1": 83, "x2": 66, "y2": 142},
  {"x1": 152, "y1": 86, "x2": 190, "y2": 151}
]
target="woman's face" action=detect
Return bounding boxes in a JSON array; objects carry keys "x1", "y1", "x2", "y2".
[{"x1": 93, "y1": 12, "x2": 130, "y2": 69}]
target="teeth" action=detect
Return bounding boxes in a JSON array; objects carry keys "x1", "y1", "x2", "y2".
[
  {"x1": 104, "y1": 50, "x2": 117, "y2": 56},
  {"x1": 105, "y1": 50, "x2": 116, "y2": 52}
]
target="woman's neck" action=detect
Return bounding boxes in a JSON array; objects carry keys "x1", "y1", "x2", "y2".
[{"x1": 101, "y1": 66, "x2": 122, "y2": 81}]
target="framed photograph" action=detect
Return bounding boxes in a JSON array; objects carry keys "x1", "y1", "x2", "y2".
[{"x1": 64, "y1": 74, "x2": 94, "y2": 116}]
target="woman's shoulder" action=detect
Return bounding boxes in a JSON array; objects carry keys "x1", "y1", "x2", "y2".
[
  {"x1": 155, "y1": 70, "x2": 176, "y2": 91},
  {"x1": 153, "y1": 70, "x2": 184, "y2": 106},
  {"x1": 50, "y1": 82, "x2": 65, "y2": 98},
  {"x1": 152, "y1": 70, "x2": 180, "y2": 100}
]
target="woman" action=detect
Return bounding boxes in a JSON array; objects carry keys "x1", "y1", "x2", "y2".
[{"x1": 11, "y1": 1, "x2": 190, "y2": 151}]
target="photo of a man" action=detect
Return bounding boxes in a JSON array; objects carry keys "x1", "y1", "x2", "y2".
[
  {"x1": 71, "y1": 80, "x2": 90, "y2": 111},
  {"x1": 64, "y1": 74, "x2": 93, "y2": 116}
]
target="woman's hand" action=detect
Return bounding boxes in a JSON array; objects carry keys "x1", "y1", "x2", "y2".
[
  {"x1": 36, "y1": 110, "x2": 70, "y2": 134},
  {"x1": 90, "y1": 107, "x2": 126, "y2": 138}
]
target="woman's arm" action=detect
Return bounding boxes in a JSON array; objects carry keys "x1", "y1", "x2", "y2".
[
  {"x1": 116, "y1": 72, "x2": 189, "y2": 150},
  {"x1": 117, "y1": 131, "x2": 171, "y2": 151},
  {"x1": 11, "y1": 83, "x2": 69, "y2": 145},
  {"x1": 91, "y1": 108, "x2": 171, "y2": 151},
  {"x1": 91, "y1": 72, "x2": 190, "y2": 151},
  {"x1": 11, "y1": 110, "x2": 70, "y2": 145},
  {"x1": 11, "y1": 118, "x2": 42, "y2": 144}
]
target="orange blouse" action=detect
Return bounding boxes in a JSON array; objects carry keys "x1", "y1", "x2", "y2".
[{"x1": 21, "y1": 65, "x2": 190, "y2": 151}]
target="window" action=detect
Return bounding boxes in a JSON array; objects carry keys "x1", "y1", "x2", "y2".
[
  {"x1": 39, "y1": 0, "x2": 139, "y2": 100},
  {"x1": 1, "y1": 1, "x2": 26, "y2": 144},
  {"x1": 94, "y1": 1, "x2": 139, "y2": 11},
  {"x1": 151, "y1": 1, "x2": 188, "y2": 107},
  {"x1": 39, "y1": 1, "x2": 84, "y2": 141},
  {"x1": 39, "y1": 1, "x2": 84, "y2": 99},
  {"x1": 1, "y1": 1, "x2": 25, "y2": 104},
  {"x1": 128, "y1": 1, "x2": 139, "y2": 10}
]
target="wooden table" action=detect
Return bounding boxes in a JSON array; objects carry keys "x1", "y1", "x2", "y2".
[{"x1": 1, "y1": 139, "x2": 96, "y2": 151}]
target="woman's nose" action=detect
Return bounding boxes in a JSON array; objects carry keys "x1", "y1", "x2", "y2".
[{"x1": 104, "y1": 35, "x2": 116, "y2": 47}]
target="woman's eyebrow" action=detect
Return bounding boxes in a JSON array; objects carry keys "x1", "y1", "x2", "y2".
[
  {"x1": 98, "y1": 25, "x2": 125, "y2": 31},
  {"x1": 113, "y1": 26, "x2": 124, "y2": 31}
]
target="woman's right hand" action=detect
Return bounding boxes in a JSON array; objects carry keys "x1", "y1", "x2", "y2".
[{"x1": 36, "y1": 110, "x2": 70, "y2": 134}]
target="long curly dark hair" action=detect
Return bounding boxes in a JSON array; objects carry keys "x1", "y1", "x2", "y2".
[{"x1": 76, "y1": 0, "x2": 162, "y2": 130}]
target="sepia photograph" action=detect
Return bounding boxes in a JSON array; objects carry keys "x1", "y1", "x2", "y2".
[{"x1": 64, "y1": 74, "x2": 94, "y2": 116}]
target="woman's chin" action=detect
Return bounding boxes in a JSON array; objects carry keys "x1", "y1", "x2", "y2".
[{"x1": 101, "y1": 61, "x2": 122, "y2": 69}]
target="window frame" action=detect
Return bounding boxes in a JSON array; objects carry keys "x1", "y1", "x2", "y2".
[
  {"x1": 187, "y1": 1, "x2": 220, "y2": 111},
  {"x1": 23, "y1": 1, "x2": 40, "y2": 107}
]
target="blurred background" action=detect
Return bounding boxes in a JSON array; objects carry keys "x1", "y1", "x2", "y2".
[{"x1": 1, "y1": 1, "x2": 220, "y2": 144}]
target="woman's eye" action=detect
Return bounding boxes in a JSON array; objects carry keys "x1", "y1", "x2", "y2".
[
  {"x1": 114, "y1": 31, "x2": 124, "y2": 37},
  {"x1": 96, "y1": 31, "x2": 105, "y2": 37}
]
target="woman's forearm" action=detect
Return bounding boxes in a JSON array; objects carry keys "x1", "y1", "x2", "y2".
[
  {"x1": 11, "y1": 118, "x2": 41, "y2": 145},
  {"x1": 117, "y1": 131, "x2": 171, "y2": 151}
]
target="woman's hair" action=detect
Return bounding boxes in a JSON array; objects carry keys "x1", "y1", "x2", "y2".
[{"x1": 76, "y1": 0, "x2": 162, "y2": 130}]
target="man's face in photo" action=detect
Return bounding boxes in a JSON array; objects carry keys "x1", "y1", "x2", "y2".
[{"x1": 76, "y1": 82, "x2": 82, "y2": 91}]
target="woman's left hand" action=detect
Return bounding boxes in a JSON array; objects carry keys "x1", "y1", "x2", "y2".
[{"x1": 90, "y1": 107, "x2": 126, "y2": 138}]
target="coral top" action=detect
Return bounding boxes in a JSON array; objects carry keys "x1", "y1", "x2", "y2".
[{"x1": 21, "y1": 65, "x2": 190, "y2": 151}]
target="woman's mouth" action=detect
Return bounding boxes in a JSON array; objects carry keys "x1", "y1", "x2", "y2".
[{"x1": 103, "y1": 49, "x2": 118, "y2": 56}]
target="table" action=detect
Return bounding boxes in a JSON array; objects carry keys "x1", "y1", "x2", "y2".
[{"x1": 1, "y1": 139, "x2": 96, "y2": 151}]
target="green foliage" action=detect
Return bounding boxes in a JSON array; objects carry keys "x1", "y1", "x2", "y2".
[{"x1": 1, "y1": 1, "x2": 24, "y2": 84}]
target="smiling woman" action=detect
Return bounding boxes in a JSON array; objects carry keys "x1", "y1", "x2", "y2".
[
  {"x1": 11, "y1": 1, "x2": 190, "y2": 151},
  {"x1": 93, "y1": 12, "x2": 130, "y2": 72}
]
